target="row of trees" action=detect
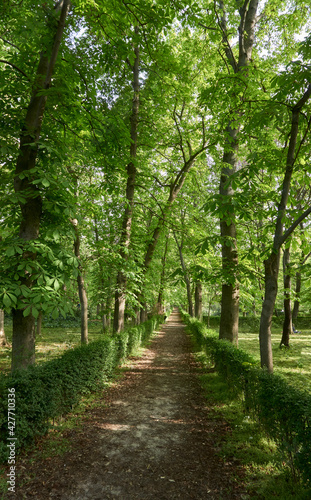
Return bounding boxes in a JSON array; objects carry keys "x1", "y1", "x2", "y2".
[{"x1": 0, "y1": 0, "x2": 311, "y2": 374}]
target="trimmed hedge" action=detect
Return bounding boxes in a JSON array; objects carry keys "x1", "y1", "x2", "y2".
[
  {"x1": 0, "y1": 315, "x2": 163, "y2": 463},
  {"x1": 182, "y1": 312, "x2": 311, "y2": 483}
]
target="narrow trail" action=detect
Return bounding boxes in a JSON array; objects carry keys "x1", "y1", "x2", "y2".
[{"x1": 15, "y1": 309, "x2": 246, "y2": 499}]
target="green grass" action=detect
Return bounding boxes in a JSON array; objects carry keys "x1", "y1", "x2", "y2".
[
  {"x1": 0, "y1": 321, "x2": 106, "y2": 374},
  {"x1": 204, "y1": 315, "x2": 311, "y2": 394},
  {"x1": 195, "y1": 350, "x2": 311, "y2": 499},
  {"x1": 238, "y1": 327, "x2": 311, "y2": 393}
]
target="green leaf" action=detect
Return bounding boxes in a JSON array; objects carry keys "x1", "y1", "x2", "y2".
[
  {"x1": 23, "y1": 306, "x2": 32, "y2": 317},
  {"x1": 3, "y1": 294, "x2": 11, "y2": 308},
  {"x1": 32, "y1": 307, "x2": 39, "y2": 319},
  {"x1": 52, "y1": 308, "x2": 59, "y2": 320},
  {"x1": 5, "y1": 247, "x2": 15, "y2": 257},
  {"x1": 7, "y1": 293, "x2": 17, "y2": 304}
]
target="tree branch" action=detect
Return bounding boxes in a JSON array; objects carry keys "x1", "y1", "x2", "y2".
[
  {"x1": 280, "y1": 206, "x2": 311, "y2": 247},
  {"x1": 0, "y1": 59, "x2": 31, "y2": 81}
]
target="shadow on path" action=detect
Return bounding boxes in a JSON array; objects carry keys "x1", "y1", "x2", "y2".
[{"x1": 15, "y1": 308, "x2": 246, "y2": 499}]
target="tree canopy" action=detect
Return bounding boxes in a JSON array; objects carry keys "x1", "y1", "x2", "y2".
[{"x1": 1, "y1": 0, "x2": 311, "y2": 373}]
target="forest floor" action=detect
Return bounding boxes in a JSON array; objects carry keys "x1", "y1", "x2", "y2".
[{"x1": 10, "y1": 309, "x2": 248, "y2": 499}]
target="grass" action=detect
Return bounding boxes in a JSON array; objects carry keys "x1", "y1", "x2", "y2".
[
  {"x1": 195, "y1": 350, "x2": 311, "y2": 499},
  {"x1": 205, "y1": 315, "x2": 311, "y2": 394},
  {"x1": 238, "y1": 325, "x2": 311, "y2": 393},
  {"x1": 0, "y1": 320, "x2": 106, "y2": 374}
]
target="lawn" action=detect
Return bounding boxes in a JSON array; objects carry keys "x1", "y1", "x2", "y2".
[
  {"x1": 205, "y1": 315, "x2": 311, "y2": 394},
  {"x1": 238, "y1": 326, "x2": 311, "y2": 394},
  {"x1": 0, "y1": 320, "x2": 105, "y2": 374}
]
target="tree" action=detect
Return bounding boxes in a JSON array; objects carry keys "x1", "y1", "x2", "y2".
[
  {"x1": 71, "y1": 219, "x2": 88, "y2": 344},
  {"x1": 173, "y1": 228, "x2": 194, "y2": 316},
  {"x1": 0, "y1": 310, "x2": 8, "y2": 347},
  {"x1": 213, "y1": 0, "x2": 259, "y2": 346},
  {"x1": 280, "y1": 243, "x2": 293, "y2": 348},
  {"x1": 113, "y1": 28, "x2": 140, "y2": 333},
  {"x1": 259, "y1": 82, "x2": 311, "y2": 372},
  {"x1": 9, "y1": 0, "x2": 71, "y2": 371}
]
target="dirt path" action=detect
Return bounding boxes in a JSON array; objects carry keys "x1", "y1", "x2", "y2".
[{"x1": 14, "y1": 309, "x2": 246, "y2": 499}]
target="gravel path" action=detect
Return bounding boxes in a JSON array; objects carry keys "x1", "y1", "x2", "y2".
[{"x1": 13, "y1": 309, "x2": 246, "y2": 499}]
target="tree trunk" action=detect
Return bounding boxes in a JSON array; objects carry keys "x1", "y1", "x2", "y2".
[
  {"x1": 292, "y1": 249, "x2": 311, "y2": 319},
  {"x1": 259, "y1": 252, "x2": 279, "y2": 372},
  {"x1": 207, "y1": 299, "x2": 213, "y2": 328},
  {"x1": 217, "y1": 0, "x2": 259, "y2": 346},
  {"x1": 194, "y1": 281, "x2": 203, "y2": 321},
  {"x1": 11, "y1": 0, "x2": 70, "y2": 372},
  {"x1": 36, "y1": 311, "x2": 43, "y2": 337},
  {"x1": 259, "y1": 84, "x2": 311, "y2": 372},
  {"x1": 173, "y1": 231, "x2": 194, "y2": 317},
  {"x1": 292, "y1": 270, "x2": 301, "y2": 320},
  {"x1": 280, "y1": 245, "x2": 293, "y2": 347},
  {"x1": 156, "y1": 235, "x2": 169, "y2": 314},
  {"x1": 12, "y1": 312, "x2": 36, "y2": 371},
  {"x1": 140, "y1": 304, "x2": 148, "y2": 323},
  {"x1": 71, "y1": 220, "x2": 88, "y2": 344},
  {"x1": 78, "y1": 276, "x2": 88, "y2": 344},
  {"x1": 219, "y1": 130, "x2": 239, "y2": 346},
  {"x1": 113, "y1": 31, "x2": 140, "y2": 333},
  {"x1": 0, "y1": 310, "x2": 8, "y2": 347}
]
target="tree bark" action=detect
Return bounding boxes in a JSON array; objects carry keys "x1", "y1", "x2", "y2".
[
  {"x1": 292, "y1": 249, "x2": 311, "y2": 319},
  {"x1": 11, "y1": 0, "x2": 71, "y2": 372},
  {"x1": 219, "y1": 126, "x2": 239, "y2": 346},
  {"x1": 113, "y1": 31, "x2": 140, "y2": 333},
  {"x1": 292, "y1": 270, "x2": 301, "y2": 320},
  {"x1": 259, "y1": 83, "x2": 311, "y2": 372},
  {"x1": 259, "y1": 253, "x2": 279, "y2": 370},
  {"x1": 71, "y1": 220, "x2": 88, "y2": 344},
  {"x1": 0, "y1": 310, "x2": 8, "y2": 347},
  {"x1": 195, "y1": 281, "x2": 203, "y2": 321},
  {"x1": 156, "y1": 234, "x2": 169, "y2": 314},
  {"x1": 36, "y1": 311, "x2": 43, "y2": 337},
  {"x1": 217, "y1": 0, "x2": 259, "y2": 346},
  {"x1": 280, "y1": 245, "x2": 293, "y2": 347},
  {"x1": 173, "y1": 231, "x2": 194, "y2": 316}
]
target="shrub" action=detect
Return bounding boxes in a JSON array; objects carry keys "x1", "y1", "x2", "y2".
[
  {"x1": 0, "y1": 315, "x2": 163, "y2": 463},
  {"x1": 181, "y1": 311, "x2": 311, "y2": 483}
]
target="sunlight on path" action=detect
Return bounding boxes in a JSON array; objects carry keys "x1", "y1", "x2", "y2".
[{"x1": 17, "y1": 307, "x2": 245, "y2": 500}]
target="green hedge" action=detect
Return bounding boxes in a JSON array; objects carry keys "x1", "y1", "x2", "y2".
[
  {"x1": 0, "y1": 315, "x2": 163, "y2": 463},
  {"x1": 182, "y1": 312, "x2": 311, "y2": 483}
]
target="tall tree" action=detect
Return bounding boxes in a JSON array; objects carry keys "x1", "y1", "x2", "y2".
[
  {"x1": 173, "y1": 229, "x2": 194, "y2": 316},
  {"x1": 0, "y1": 310, "x2": 8, "y2": 347},
  {"x1": 11, "y1": 0, "x2": 71, "y2": 371},
  {"x1": 71, "y1": 219, "x2": 88, "y2": 344},
  {"x1": 280, "y1": 243, "x2": 293, "y2": 348},
  {"x1": 215, "y1": 0, "x2": 259, "y2": 346},
  {"x1": 113, "y1": 29, "x2": 140, "y2": 333},
  {"x1": 259, "y1": 82, "x2": 311, "y2": 372}
]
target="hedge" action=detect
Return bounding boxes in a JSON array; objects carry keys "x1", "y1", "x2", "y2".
[
  {"x1": 0, "y1": 315, "x2": 163, "y2": 463},
  {"x1": 182, "y1": 312, "x2": 311, "y2": 483}
]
